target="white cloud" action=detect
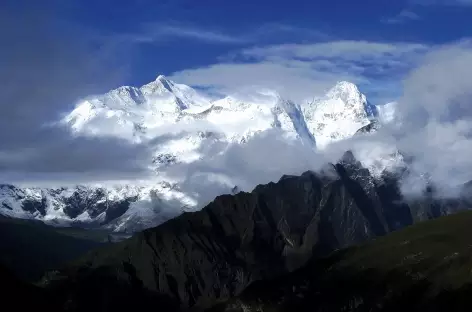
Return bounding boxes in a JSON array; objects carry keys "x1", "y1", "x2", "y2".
[
  {"x1": 162, "y1": 129, "x2": 332, "y2": 206},
  {"x1": 399, "y1": 40, "x2": 472, "y2": 124},
  {"x1": 391, "y1": 40, "x2": 472, "y2": 191},
  {"x1": 171, "y1": 40, "x2": 431, "y2": 103},
  {"x1": 382, "y1": 10, "x2": 421, "y2": 24}
]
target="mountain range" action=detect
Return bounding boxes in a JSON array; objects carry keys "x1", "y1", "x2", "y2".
[
  {"x1": 1, "y1": 91, "x2": 471, "y2": 310},
  {"x1": 1, "y1": 76, "x2": 399, "y2": 232}
]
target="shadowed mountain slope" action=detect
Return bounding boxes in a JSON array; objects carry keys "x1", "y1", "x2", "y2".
[
  {"x1": 0, "y1": 216, "x2": 107, "y2": 281},
  {"x1": 41, "y1": 152, "x2": 472, "y2": 311},
  {"x1": 214, "y1": 210, "x2": 472, "y2": 312}
]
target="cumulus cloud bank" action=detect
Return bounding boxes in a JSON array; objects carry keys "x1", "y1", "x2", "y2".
[{"x1": 393, "y1": 40, "x2": 472, "y2": 194}]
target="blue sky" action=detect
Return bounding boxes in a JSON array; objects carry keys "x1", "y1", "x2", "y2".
[
  {"x1": 2, "y1": 0, "x2": 472, "y2": 186},
  {"x1": 8, "y1": 0, "x2": 472, "y2": 104}
]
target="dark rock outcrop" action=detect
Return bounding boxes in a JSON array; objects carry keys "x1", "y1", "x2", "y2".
[{"x1": 355, "y1": 120, "x2": 381, "y2": 134}]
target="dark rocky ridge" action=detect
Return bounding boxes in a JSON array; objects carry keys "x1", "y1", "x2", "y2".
[{"x1": 41, "y1": 152, "x2": 471, "y2": 312}]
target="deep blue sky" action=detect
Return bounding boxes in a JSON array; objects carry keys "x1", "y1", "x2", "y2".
[{"x1": 6, "y1": 0, "x2": 472, "y2": 103}]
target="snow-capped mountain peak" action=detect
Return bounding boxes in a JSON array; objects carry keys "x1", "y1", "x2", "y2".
[
  {"x1": 301, "y1": 81, "x2": 378, "y2": 148},
  {"x1": 156, "y1": 74, "x2": 169, "y2": 83},
  {"x1": 140, "y1": 75, "x2": 211, "y2": 109},
  {"x1": 62, "y1": 75, "x2": 215, "y2": 142},
  {"x1": 140, "y1": 75, "x2": 177, "y2": 96},
  {"x1": 326, "y1": 81, "x2": 364, "y2": 103},
  {"x1": 2, "y1": 76, "x2": 402, "y2": 233},
  {"x1": 326, "y1": 81, "x2": 379, "y2": 119}
]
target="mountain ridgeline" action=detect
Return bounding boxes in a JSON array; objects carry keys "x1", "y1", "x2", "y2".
[{"x1": 41, "y1": 151, "x2": 471, "y2": 312}]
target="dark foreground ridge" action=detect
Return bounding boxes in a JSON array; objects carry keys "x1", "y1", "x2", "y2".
[
  {"x1": 0, "y1": 216, "x2": 107, "y2": 281},
  {"x1": 39, "y1": 151, "x2": 472, "y2": 311},
  {"x1": 0, "y1": 263, "x2": 60, "y2": 311},
  {"x1": 215, "y1": 210, "x2": 472, "y2": 312}
]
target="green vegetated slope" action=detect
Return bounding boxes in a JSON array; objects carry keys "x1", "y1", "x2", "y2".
[
  {"x1": 215, "y1": 210, "x2": 472, "y2": 312},
  {"x1": 0, "y1": 216, "x2": 107, "y2": 281}
]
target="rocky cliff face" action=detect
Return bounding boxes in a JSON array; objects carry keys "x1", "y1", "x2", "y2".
[{"x1": 41, "y1": 151, "x2": 469, "y2": 312}]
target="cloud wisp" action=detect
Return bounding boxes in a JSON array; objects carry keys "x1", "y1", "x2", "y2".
[
  {"x1": 119, "y1": 21, "x2": 328, "y2": 46},
  {"x1": 171, "y1": 40, "x2": 431, "y2": 103},
  {"x1": 382, "y1": 9, "x2": 421, "y2": 24},
  {"x1": 0, "y1": 4, "x2": 156, "y2": 186},
  {"x1": 131, "y1": 22, "x2": 247, "y2": 44}
]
